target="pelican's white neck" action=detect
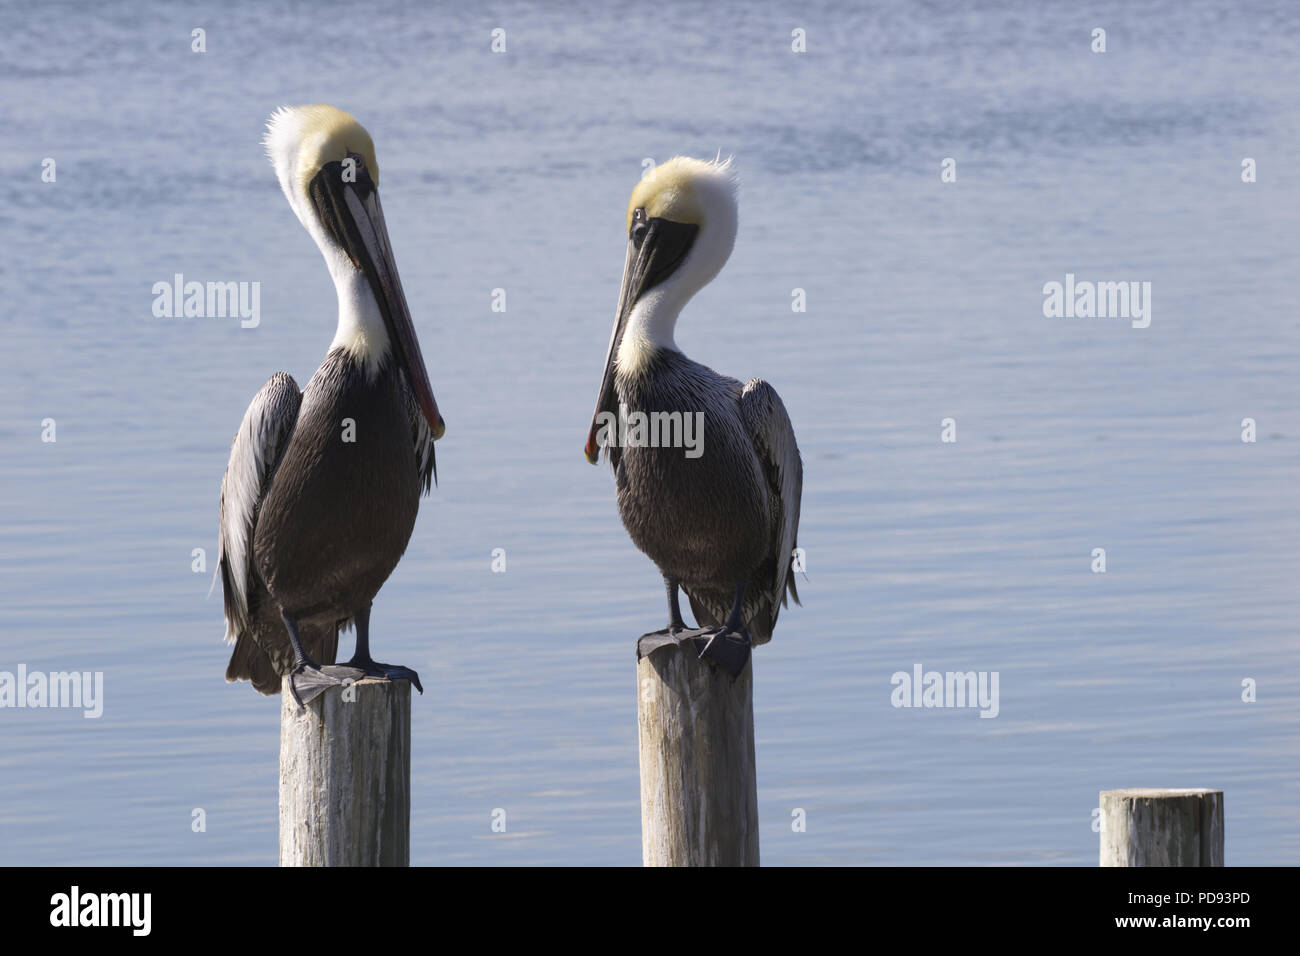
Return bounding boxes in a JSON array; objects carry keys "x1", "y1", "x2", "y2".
[
  {"x1": 614, "y1": 215, "x2": 737, "y2": 378},
  {"x1": 266, "y1": 110, "x2": 390, "y2": 378},
  {"x1": 616, "y1": 293, "x2": 681, "y2": 377},
  {"x1": 327, "y1": 263, "x2": 390, "y2": 374},
  {"x1": 288, "y1": 197, "x2": 389, "y2": 377}
]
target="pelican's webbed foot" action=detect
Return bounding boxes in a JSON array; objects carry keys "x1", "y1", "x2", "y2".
[
  {"x1": 343, "y1": 656, "x2": 424, "y2": 695},
  {"x1": 639, "y1": 577, "x2": 718, "y2": 660},
  {"x1": 288, "y1": 662, "x2": 360, "y2": 707},
  {"x1": 638, "y1": 577, "x2": 753, "y2": 677},
  {"x1": 341, "y1": 606, "x2": 424, "y2": 694},
  {"x1": 283, "y1": 610, "x2": 359, "y2": 707},
  {"x1": 636, "y1": 625, "x2": 713, "y2": 660},
  {"x1": 697, "y1": 626, "x2": 751, "y2": 679}
]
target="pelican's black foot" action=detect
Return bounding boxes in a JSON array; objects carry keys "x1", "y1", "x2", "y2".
[
  {"x1": 637, "y1": 626, "x2": 713, "y2": 660},
  {"x1": 288, "y1": 662, "x2": 354, "y2": 707},
  {"x1": 697, "y1": 626, "x2": 752, "y2": 679},
  {"x1": 344, "y1": 657, "x2": 424, "y2": 695}
]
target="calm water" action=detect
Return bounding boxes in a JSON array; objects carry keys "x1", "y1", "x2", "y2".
[{"x1": 1, "y1": 0, "x2": 1296, "y2": 865}]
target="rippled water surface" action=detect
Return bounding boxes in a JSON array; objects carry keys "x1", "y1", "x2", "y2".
[{"x1": 1, "y1": 0, "x2": 1296, "y2": 864}]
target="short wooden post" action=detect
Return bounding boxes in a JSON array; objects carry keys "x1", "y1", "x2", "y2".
[
  {"x1": 1099, "y1": 788, "x2": 1223, "y2": 866},
  {"x1": 279, "y1": 677, "x2": 411, "y2": 866},
  {"x1": 637, "y1": 644, "x2": 759, "y2": 866}
]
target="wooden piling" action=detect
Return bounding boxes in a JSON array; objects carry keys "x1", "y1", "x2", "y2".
[
  {"x1": 1099, "y1": 788, "x2": 1223, "y2": 867},
  {"x1": 279, "y1": 677, "x2": 411, "y2": 866},
  {"x1": 637, "y1": 643, "x2": 759, "y2": 866}
]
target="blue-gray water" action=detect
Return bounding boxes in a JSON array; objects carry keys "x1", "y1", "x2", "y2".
[{"x1": 1, "y1": 0, "x2": 1296, "y2": 865}]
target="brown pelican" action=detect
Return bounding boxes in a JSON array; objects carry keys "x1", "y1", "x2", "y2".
[
  {"x1": 584, "y1": 156, "x2": 803, "y2": 678},
  {"x1": 217, "y1": 104, "x2": 444, "y2": 706}
]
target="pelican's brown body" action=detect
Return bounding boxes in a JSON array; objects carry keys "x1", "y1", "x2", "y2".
[
  {"x1": 222, "y1": 348, "x2": 432, "y2": 693},
  {"x1": 257, "y1": 349, "x2": 423, "y2": 619},
  {"x1": 611, "y1": 348, "x2": 795, "y2": 644}
]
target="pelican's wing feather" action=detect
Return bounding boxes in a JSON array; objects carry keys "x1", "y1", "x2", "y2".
[
  {"x1": 404, "y1": 377, "x2": 437, "y2": 493},
  {"x1": 740, "y1": 378, "x2": 803, "y2": 629},
  {"x1": 217, "y1": 372, "x2": 302, "y2": 643}
]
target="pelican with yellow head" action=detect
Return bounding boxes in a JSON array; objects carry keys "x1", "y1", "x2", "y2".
[
  {"x1": 585, "y1": 156, "x2": 803, "y2": 677},
  {"x1": 217, "y1": 104, "x2": 444, "y2": 705}
]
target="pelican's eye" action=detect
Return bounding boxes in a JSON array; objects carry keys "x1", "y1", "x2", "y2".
[
  {"x1": 340, "y1": 151, "x2": 373, "y2": 194},
  {"x1": 630, "y1": 206, "x2": 648, "y2": 246}
]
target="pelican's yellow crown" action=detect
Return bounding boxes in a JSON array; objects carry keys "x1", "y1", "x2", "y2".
[
  {"x1": 264, "y1": 104, "x2": 380, "y2": 197},
  {"x1": 626, "y1": 155, "x2": 736, "y2": 231}
]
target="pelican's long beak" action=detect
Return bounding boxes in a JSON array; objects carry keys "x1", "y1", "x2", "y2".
[
  {"x1": 348, "y1": 189, "x2": 444, "y2": 439},
  {"x1": 584, "y1": 218, "x2": 697, "y2": 463},
  {"x1": 312, "y1": 169, "x2": 444, "y2": 440}
]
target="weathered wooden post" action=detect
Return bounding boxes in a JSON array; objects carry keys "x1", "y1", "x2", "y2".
[
  {"x1": 279, "y1": 677, "x2": 411, "y2": 866},
  {"x1": 637, "y1": 643, "x2": 759, "y2": 866},
  {"x1": 1099, "y1": 788, "x2": 1223, "y2": 866}
]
